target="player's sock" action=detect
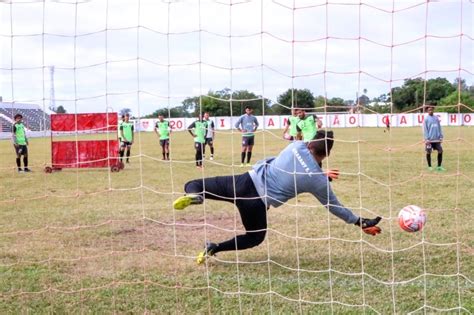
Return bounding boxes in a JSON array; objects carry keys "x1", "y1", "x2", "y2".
[
  {"x1": 162, "y1": 152, "x2": 166, "y2": 160},
  {"x1": 23, "y1": 156, "x2": 28, "y2": 168},
  {"x1": 166, "y1": 152, "x2": 169, "y2": 160},
  {"x1": 16, "y1": 157, "x2": 21, "y2": 169},
  {"x1": 246, "y1": 152, "x2": 252, "y2": 164},
  {"x1": 119, "y1": 150, "x2": 124, "y2": 162},
  {"x1": 210, "y1": 147, "x2": 214, "y2": 155},
  {"x1": 426, "y1": 154, "x2": 432, "y2": 167},
  {"x1": 241, "y1": 152, "x2": 246, "y2": 164},
  {"x1": 126, "y1": 149, "x2": 130, "y2": 163},
  {"x1": 437, "y1": 153, "x2": 442, "y2": 167}
]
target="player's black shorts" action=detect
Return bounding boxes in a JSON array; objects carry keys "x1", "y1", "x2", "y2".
[
  {"x1": 205, "y1": 137, "x2": 213, "y2": 145},
  {"x1": 194, "y1": 142, "x2": 204, "y2": 150},
  {"x1": 242, "y1": 136, "x2": 255, "y2": 147},
  {"x1": 14, "y1": 144, "x2": 28, "y2": 155},
  {"x1": 121, "y1": 141, "x2": 132, "y2": 147},
  {"x1": 425, "y1": 141, "x2": 443, "y2": 153},
  {"x1": 160, "y1": 139, "x2": 170, "y2": 147}
]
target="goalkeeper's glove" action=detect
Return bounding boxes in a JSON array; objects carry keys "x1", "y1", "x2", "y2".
[
  {"x1": 326, "y1": 169, "x2": 340, "y2": 180},
  {"x1": 355, "y1": 216, "x2": 382, "y2": 236}
]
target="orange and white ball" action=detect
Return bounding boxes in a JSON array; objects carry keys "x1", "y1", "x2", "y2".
[{"x1": 398, "y1": 205, "x2": 427, "y2": 232}]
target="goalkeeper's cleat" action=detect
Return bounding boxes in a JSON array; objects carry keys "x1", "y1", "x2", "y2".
[
  {"x1": 173, "y1": 194, "x2": 203, "y2": 210},
  {"x1": 436, "y1": 166, "x2": 446, "y2": 172},
  {"x1": 427, "y1": 166, "x2": 433, "y2": 171},
  {"x1": 356, "y1": 216, "x2": 382, "y2": 236},
  {"x1": 196, "y1": 242, "x2": 218, "y2": 265}
]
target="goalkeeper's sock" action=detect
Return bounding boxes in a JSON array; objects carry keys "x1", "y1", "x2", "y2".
[
  {"x1": 426, "y1": 154, "x2": 432, "y2": 167},
  {"x1": 241, "y1": 152, "x2": 246, "y2": 164}
]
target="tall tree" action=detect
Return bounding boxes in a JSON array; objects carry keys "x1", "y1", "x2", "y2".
[
  {"x1": 391, "y1": 77, "x2": 455, "y2": 111},
  {"x1": 182, "y1": 89, "x2": 271, "y2": 117},
  {"x1": 439, "y1": 91, "x2": 474, "y2": 113},
  {"x1": 144, "y1": 106, "x2": 191, "y2": 118},
  {"x1": 120, "y1": 108, "x2": 132, "y2": 116},
  {"x1": 273, "y1": 88, "x2": 315, "y2": 115},
  {"x1": 55, "y1": 105, "x2": 67, "y2": 114}
]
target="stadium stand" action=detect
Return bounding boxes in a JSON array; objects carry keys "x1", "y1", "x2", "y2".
[
  {"x1": 0, "y1": 115, "x2": 12, "y2": 132},
  {"x1": 0, "y1": 102, "x2": 50, "y2": 131}
]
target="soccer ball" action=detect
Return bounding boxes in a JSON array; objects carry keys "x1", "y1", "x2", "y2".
[{"x1": 398, "y1": 205, "x2": 427, "y2": 232}]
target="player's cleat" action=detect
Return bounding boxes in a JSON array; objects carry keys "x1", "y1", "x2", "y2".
[
  {"x1": 427, "y1": 167, "x2": 433, "y2": 171},
  {"x1": 245, "y1": 163, "x2": 251, "y2": 167},
  {"x1": 173, "y1": 194, "x2": 203, "y2": 210},
  {"x1": 24, "y1": 168, "x2": 31, "y2": 172},
  {"x1": 240, "y1": 163, "x2": 244, "y2": 167},
  {"x1": 17, "y1": 168, "x2": 23, "y2": 173},
  {"x1": 196, "y1": 242, "x2": 218, "y2": 265},
  {"x1": 436, "y1": 166, "x2": 446, "y2": 172},
  {"x1": 210, "y1": 156, "x2": 214, "y2": 161}
]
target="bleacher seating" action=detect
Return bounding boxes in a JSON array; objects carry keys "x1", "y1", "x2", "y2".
[
  {"x1": 0, "y1": 115, "x2": 12, "y2": 132},
  {"x1": 0, "y1": 103, "x2": 50, "y2": 131}
]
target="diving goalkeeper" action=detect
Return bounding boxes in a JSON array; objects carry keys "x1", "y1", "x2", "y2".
[{"x1": 173, "y1": 130, "x2": 382, "y2": 264}]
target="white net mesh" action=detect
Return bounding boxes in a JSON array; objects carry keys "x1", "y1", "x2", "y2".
[{"x1": 0, "y1": 0, "x2": 472, "y2": 313}]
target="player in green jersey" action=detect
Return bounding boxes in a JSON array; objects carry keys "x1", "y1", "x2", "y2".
[
  {"x1": 12, "y1": 114, "x2": 30, "y2": 172},
  {"x1": 202, "y1": 112, "x2": 215, "y2": 160},
  {"x1": 154, "y1": 114, "x2": 171, "y2": 160},
  {"x1": 282, "y1": 109, "x2": 299, "y2": 140},
  {"x1": 119, "y1": 113, "x2": 134, "y2": 164},
  {"x1": 188, "y1": 115, "x2": 207, "y2": 169},
  {"x1": 296, "y1": 109, "x2": 321, "y2": 142}
]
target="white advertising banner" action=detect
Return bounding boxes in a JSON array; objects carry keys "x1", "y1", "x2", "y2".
[{"x1": 132, "y1": 113, "x2": 473, "y2": 132}]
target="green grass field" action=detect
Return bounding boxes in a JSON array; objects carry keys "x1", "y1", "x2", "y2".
[{"x1": 0, "y1": 127, "x2": 473, "y2": 314}]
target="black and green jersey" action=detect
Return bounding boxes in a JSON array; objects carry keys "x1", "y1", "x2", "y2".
[
  {"x1": 13, "y1": 123, "x2": 27, "y2": 145},
  {"x1": 156, "y1": 120, "x2": 170, "y2": 140},
  {"x1": 118, "y1": 120, "x2": 123, "y2": 140},
  {"x1": 120, "y1": 121, "x2": 134, "y2": 142},
  {"x1": 188, "y1": 120, "x2": 207, "y2": 144},
  {"x1": 288, "y1": 116, "x2": 300, "y2": 137},
  {"x1": 297, "y1": 115, "x2": 318, "y2": 142}
]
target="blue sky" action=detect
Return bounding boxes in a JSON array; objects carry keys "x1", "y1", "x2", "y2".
[{"x1": 0, "y1": 0, "x2": 472, "y2": 116}]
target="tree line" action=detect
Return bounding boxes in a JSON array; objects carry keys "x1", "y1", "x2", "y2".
[{"x1": 142, "y1": 77, "x2": 474, "y2": 118}]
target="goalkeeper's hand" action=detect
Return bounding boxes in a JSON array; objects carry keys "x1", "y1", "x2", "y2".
[
  {"x1": 326, "y1": 169, "x2": 339, "y2": 180},
  {"x1": 355, "y1": 216, "x2": 382, "y2": 236}
]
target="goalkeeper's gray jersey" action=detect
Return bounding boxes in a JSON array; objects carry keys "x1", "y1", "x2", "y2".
[{"x1": 248, "y1": 141, "x2": 359, "y2": 224}]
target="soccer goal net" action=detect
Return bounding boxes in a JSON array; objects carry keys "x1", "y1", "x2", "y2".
[{"x1": 0, "y1": 0, "x2": 472, "y2": 313}]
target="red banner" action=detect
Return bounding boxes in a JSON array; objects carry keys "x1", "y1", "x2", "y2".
[
  {"x1": 51, "y1": 113, "x2": 118, "y2": 132},
  {"x1": 52, "y1": 140, "x2": 119, "y2": 168}
]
